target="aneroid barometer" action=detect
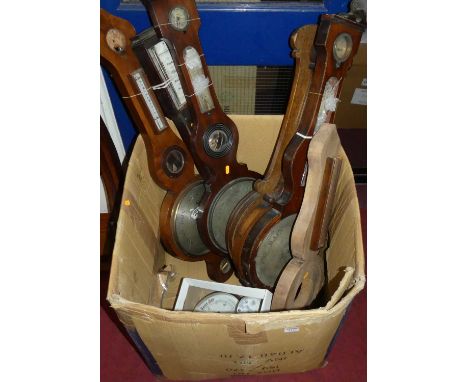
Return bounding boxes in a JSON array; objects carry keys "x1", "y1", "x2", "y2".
[{"x1": 136, "y1": 0, "x2": 259, "y2": 282}]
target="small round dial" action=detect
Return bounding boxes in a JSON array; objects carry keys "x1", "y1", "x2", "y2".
[
  {"x1": 203, "y1": 124, "x2": 233, "y2": 158},
  {"x1": 194, "y1": 292, "x2": 239, "y2": 313},
  {"x1": 333, "y1": 33, "x2": 353, "y2": 65},
  {"x1": 163, "y1": 147, "x2": 185, "y2": 177},
  {"x1": 209, "y1": 130, "x2": 228, "y2": 152},
  {"x1": 169, "y1": 6, "x2": 190, "y2": 31},
  {"x1": 106, "y1": 29, "x2": 126, "y2": 53},
  {"x1": 236, "y1": 297, "x2": 261, "y2": 313}
]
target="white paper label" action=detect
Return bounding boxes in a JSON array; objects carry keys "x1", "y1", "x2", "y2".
[
  {"x1": 351, "y1": 88, "x2": 367, "y2": 105},
  {"x1": 284, "y1": 327, "x2": 300, "y2": 333}
]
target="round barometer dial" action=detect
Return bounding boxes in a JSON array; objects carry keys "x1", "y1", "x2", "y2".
[
  {"x1": 333, "y1": 33, "x2": 353, "y2": 66},
  {"x1": 106, "y1": 28, "x2": 126, "y2": 53},
  {"x1": 194, "y1": 292, "x2": 239, "y2": 313},
  {"x1": 169, "y1": 6, "x2": 190, "y2": 31},
  {"x1": 203, "y1": 124, "x2": 233, "y2": 158},
  {"x1": 236, "y1": 297, "x2": 261, "y2": 313}
]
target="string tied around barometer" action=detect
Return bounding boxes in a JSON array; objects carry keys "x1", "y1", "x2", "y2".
[
  {"x1": 121, "y1": 75, "x2": 212, "y2": 100},
  {"x1": 122, "y1": 75, "x2": 178, "y2": 99},
  {"x1": 156, "y1": 17, "x2": 201, "y2": 27}
]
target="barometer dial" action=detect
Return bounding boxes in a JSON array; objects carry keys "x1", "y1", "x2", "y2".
[
  {"x1": 203, "y1": 124, "x2": 233, "y2": 158},
  {"x1": 164, "y1": 147, "x2": 185, "y2": 176},
  {"x1": 209, "y1": 130, "x2": 228, "y2": 152},
  {"x1": 236, "y1": 296, "x2": 261, "y2": 313},
  {"x1": 169, "y1": 6, "x2": 190, "y2": 31},
  {"x1": 194, "y1": 292, "x2": 239, "y2": 312}
]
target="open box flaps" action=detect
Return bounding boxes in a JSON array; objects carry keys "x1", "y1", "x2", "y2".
[{"x1": 107, "y1": 115, "x2": 365, "y2": 380}]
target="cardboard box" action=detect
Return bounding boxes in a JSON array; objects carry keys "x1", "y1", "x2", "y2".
[
  {"x1": 107, "y1": 115, "x2": 365, "y2": 380},
  {"x1": 334, "y1": 43, "x2": 367, "y2": 129}
]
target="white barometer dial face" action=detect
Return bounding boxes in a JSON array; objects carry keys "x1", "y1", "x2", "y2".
[{"x1": 194, "y1": 292, "x2": 239, "y2": 313}]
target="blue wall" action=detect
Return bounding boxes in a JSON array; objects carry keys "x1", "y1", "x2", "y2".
[{"x1": 100, "y1": 1, "x2": 349, "y2": 150}]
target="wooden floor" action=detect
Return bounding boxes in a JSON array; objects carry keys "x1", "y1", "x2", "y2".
[{"x1": 100, "y1": 187, "x2": 367, "y2": 382}]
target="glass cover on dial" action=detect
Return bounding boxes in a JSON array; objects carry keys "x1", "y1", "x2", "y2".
[
  {"x1": 194, "y1": 292, "x2": 239, "y2": 313},
  {"x1": 236, "y1": 297, "x2": 262, "y2": 313},
  {"x1": 164, "y1": 147, "x2": 185, "y2": 176},
  {"x1": 208, "y1": 130, "x2": 228, "y2": 153},
  {"x1": 333, "y1": 33, "x2": 353, "y2": 64},
  {"x1": 169, "y1": 6, "x2": 190, "y2": 31},
  {"x1": 203, "y1": 124, "x2": 233, "y2": 158}
]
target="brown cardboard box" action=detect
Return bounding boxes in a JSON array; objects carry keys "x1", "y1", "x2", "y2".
[
  {"x1": 107, "y1": 115, "x2": 365, "y2": 380},
  {"x1": 334, "y1": 43, "x2": 367, "y2": 129}
]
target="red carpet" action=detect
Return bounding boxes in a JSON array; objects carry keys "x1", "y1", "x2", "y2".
[{"x1": 101, "y1": 207, "x2": 366, "y2": 382}]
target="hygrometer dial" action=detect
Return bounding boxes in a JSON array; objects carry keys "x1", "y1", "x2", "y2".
[
  {"x1": 194, "y1": 292, "x2": 239, "y2": 312},
  {"x1": 236, "y1": 296, "x2": 262, "y2": 313},
  {"x1": 169, "y1": 6, "x2": 190, "y2": 31},
  {"x1": 333, "y1": 33, "x2": 353, "y2": 66},
  {"x1": 203, "y1": 124, "x2": 233, "y2": 158},
  {"x1": 163, "y1": 147, "x2": 185, "y2": 176}
]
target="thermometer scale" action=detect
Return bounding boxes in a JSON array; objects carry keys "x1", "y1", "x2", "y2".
[
  {"x1": 131, "y1": 69, "x2": 166, "y2": 132},
  {"x1": 147, "y1": 40, "x2": 186, "y2": 109},
  {"x1": 135, "y1": 0, "x2": 259, "y2": 280}
]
